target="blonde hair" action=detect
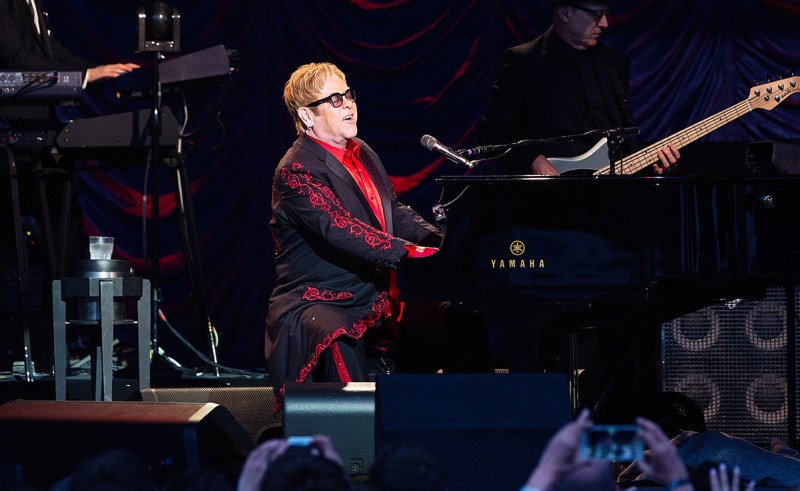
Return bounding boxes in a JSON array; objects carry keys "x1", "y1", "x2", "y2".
[{"x1": 283, "y1": 62, "x2": 347, "y2": 134}]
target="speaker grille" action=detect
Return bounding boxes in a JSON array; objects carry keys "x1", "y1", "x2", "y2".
[
  {"x1": 662, "y1": 287, "x2": 798, "y2": 443},
  {"x1": 140, "y1": 386, "x2": 281, "y2": 443}
]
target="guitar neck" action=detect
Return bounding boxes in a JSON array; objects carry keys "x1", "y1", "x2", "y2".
[
  {"x1": 588, "y1": 76, "x2": 797, "y2": 175},
  {"x1": 594, "y1": 99, "x2": 753, "y2": 175}
]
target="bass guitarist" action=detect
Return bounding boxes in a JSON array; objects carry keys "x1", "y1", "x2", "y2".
[{"x1": 477, "y1": 0, "x2": 680, "y2": 176}]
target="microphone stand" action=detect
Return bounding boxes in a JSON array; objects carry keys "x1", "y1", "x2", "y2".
[
  {"x1": 600, "y1": 127, "x2": 639, "y2": 175},
  {"x1": 457, "y1": 127, "x2": 639, "y2": 167}
]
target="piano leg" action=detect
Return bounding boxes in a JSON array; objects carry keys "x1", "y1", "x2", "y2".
[{"x1": 576, "y1": 322, "x2": 662, "y2": 422}]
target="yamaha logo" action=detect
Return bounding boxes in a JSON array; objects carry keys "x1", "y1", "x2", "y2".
[
  {"x1": 489, "y1": 240, "x2": 545, "y2": 269},
  {"x1": 510, "y1": 240, "x2": 525, "y2": 256}
]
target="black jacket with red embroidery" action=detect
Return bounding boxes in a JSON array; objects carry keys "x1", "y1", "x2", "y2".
[{"x1": 265, "y1": 135, "x2": 442, "y2": 400}]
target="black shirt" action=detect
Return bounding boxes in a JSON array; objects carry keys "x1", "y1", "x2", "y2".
[{"x1": 478, "y1": 26, "x2": 634, "y2": 173}]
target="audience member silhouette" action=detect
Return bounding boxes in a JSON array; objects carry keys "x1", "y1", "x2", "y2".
[
  {"x1": 637, "y1": 391, "x2": 707, "y2": 439},
  {"x1": 160, "y1": 468, "x2": 235, "y2": 491},
  {"x1": 367, "y1": 442, "x2": 445, "y2": 491},
  {"x1": 231, "y1": 401, "x2": 792, "y2": 491},
  {"x1": 624, "y1": 391, "x2": 798, "y2": 489},
  {"x1": 236, "y1": 435, "x2": 351, "y2": 491},
  {"x1": 53, "y1": 448, "x2": 156, "y2": 491},
  {"x1": 521, "y1": 408, "x2": 693, "y2": 491}
]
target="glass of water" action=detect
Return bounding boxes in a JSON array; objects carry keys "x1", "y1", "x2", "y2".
[{"x1": 89, "y1": 236, "x2": 114, "y2": 260}]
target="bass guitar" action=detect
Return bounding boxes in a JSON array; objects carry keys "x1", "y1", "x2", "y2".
[{"x1": 548, "y1": 76, "x2": 799, "y2": 175}]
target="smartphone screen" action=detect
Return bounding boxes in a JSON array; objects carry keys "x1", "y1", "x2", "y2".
[
  {"x1": 580, "y1": 425, "x2": 643, "y2": 461},
  {"x1": 286, "y1": 435, "x2": 314, "y2": 447}
]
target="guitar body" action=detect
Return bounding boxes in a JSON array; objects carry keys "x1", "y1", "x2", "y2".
[{"x1": 548, "y1": 137, "x2": 609, "y2": 173}]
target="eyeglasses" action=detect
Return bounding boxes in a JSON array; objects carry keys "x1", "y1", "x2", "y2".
[
  {"x1": 569, "y1": 4, "x2": 609, "y2": 21},
  {"x1": 305, "y1": 88, "x2": 356, "y2": 108}
]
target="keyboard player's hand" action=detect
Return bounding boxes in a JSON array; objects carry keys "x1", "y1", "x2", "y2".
[{"x1": 85, "y1": 63, "x2": 140, "y2": 84}]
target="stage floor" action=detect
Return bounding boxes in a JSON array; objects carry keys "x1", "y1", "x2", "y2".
[{"x1": 0, "y1": 367, "x2": 272, "y2": 404}]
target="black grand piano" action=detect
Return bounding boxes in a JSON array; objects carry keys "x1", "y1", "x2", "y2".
[
  {"x1": 398, "y1": 174, "x2": 800, "y2": 320},
  {"x1": 397, "y1": 174, "x2": 800, "y2": 421}
]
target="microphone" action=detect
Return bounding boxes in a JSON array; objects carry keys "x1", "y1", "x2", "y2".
[
  {"x1": 457, "y1": 143, "x2": 513, "y2": 158},
  {"x1": 420, "y1": 134, "x2": 474, "y2": 168}
]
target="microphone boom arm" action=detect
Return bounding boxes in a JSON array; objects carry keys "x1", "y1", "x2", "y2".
[{"x1": 456, "y1": 126, "x2": 640, "y2": 158}]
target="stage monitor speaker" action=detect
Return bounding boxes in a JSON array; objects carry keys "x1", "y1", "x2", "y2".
[
  {"x1": 663, "y1": 287, "x2": 799, "y2": 444},
  {"x1": 283, "y1": 382, "x2": 375, "y2": 476},
  {"x1": 745, "y1": 141, "x2": 800, "y2": 175},
  {"x1": 375, "y1": 373, "x2": 571, "y2": 491},
  {"x1": 140, "y1": 386, "x2": 281, "y2": 443},
  {"x1": 0, "y1": 399, "x2": 255, "y2": 489}
]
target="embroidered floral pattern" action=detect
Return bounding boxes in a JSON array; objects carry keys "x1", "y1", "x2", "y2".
[
  {"x1": 294, "y1": 293, "x2": 388, "y2": 385},
  {"x1": 301, "y1": 287, "x2": 354, "y2": 302},
  {"x1": 282, "y1": 163, "x2": 394, "y2": 250},
  {"x1": 273, "y1": 293, "x2": 389, "y2": 414}
]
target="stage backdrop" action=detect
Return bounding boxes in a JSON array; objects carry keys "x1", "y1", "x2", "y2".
[{"x1": 39, "y1": 0, "x2": 800, "y2": 369}]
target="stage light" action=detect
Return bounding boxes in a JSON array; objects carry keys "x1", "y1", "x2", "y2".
[{"x1": 137, "y1": 1, "x2": 180, "y2": 53}]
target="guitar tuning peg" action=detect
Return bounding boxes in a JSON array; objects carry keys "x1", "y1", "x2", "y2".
[{"x1": 766, "y1": 74, "x2": 772, "y2": 82}]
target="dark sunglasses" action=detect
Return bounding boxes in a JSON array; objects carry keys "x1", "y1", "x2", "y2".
[
  {"x1": 570, "y1": 4, "x2": 609, "y2": 20},
  {"x1": 306, "y1": 88, "x2": 356, "y2": 108}
]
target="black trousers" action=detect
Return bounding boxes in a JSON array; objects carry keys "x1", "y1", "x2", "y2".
[{"x1": 313, "y1": 336, "x2": 368, "y2": 383}]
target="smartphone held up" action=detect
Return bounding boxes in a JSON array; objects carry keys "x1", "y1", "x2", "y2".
[{"x1": 580, "y1": 425, "x2": 644, "y2": 461}]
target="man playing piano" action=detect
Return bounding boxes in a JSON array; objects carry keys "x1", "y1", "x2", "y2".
[
  {"x1": 0, "y1": 0, "x2": 138, "y2": 84},
  {"x1": 478, "y1": 0, "x2": 679, "y2": 176},
  {"x1": 267, "y1": 62, "x2": 491, "y2": 404}
]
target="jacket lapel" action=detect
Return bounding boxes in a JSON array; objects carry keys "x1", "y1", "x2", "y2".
[
  {"x1": 357, "y1": 145, "x2": 394, "y2": 235},
  {"x1": 299, "y1": 136, "x2": 384, "y2": 231}
]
